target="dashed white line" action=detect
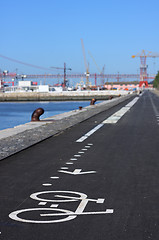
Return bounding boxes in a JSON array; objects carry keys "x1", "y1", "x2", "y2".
[
  {"x1": 70, "y1": 158, "x2": 77, "y2": 161},
  {"x1": 74, "y1": 155, "x2": 81, "y2": 157},
  {"x1": 42, "y1": 183, "x2": 52, "y2": 186},
  {"x1": 50, "y1": 177, "x2": 59, "y2": 179},
  {"x1": 61, "y1": 167, "x2": 69, "y2": 169},
  {"x1": 66, "y1": 162, "x2": 73, "y2": 165}
]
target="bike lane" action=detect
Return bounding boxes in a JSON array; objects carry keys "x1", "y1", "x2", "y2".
[{"x1": 1, "y1": 91, "x2": 159, "y2": 239}]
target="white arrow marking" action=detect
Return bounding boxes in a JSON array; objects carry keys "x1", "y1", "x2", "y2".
[{"x1": 58, "y1": 169, "x2": 96, "y2": 175}]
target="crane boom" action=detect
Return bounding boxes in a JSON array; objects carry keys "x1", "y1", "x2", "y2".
[
  {"x1": 88, "y1": 51, "x2": 101, "y2": 73},
  {"x1": 80, "y1": 39, "x2": 89, "y2": 88},
  {"x1": 81, "y1": 39, "x2": 88, "y2": 71},
  {"x1": 132, "y1": 50, "x2": 159, "y2": 82}
]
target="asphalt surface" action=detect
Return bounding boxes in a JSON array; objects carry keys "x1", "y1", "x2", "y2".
[{"x1": 0, "y1": 90, "x2": 159, "y2": 240}]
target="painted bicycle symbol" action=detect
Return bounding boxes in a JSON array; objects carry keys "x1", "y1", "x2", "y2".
[{"x1": 9, "y1": 190, "x2": 113, "y2": 224}]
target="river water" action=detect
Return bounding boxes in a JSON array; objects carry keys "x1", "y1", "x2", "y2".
[{"x1": 0, "y1": 101, "x2": 91, "y2": 131}]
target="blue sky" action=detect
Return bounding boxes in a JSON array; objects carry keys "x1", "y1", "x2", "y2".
[{"x1": 1, "y1": 0, "x2": 159, "y2": 78}]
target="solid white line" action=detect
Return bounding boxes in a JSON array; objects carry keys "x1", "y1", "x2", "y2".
[
  {"x1": 76, "y1": 124, "x2": 104, "y2": 142},
  {"x1": 75, "y1": 97, "x2": 139, "y2": 142},
  {"x1": 103, "y1": 97, "x2": 139, "y2": 124}
]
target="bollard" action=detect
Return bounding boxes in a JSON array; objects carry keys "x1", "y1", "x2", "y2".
[
  {"x1": 90, "y1": 98, "x2": 96, "y2": 105},
  {"x1": 31, "y1": 108, "x2": 44, "y2": 121},
  {"x1": 108, "y1": 95, "x2": 113, "y2": 100},
  {"x1": 79, "y1": 106, "x2": 83, "y2": 110}
]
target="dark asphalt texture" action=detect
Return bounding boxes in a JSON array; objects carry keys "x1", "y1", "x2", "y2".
[{"x1": 0, "y1": 90, "x2": 159, "y2": 240}]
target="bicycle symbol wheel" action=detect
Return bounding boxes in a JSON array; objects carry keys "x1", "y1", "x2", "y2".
[
  {"x1": 30, "y1": 190, "x2": 87, "y2": 202},
  {"x1": 9, "y1": 208, "x2": 76, "y2": 224}
]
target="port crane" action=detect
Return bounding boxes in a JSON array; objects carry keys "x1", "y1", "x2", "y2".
[
  {"x1": 0, "y1": 54, "x2": 71, "y2": 88},
  {"x1": 88, "y1": 51, "x2": 105, "y2": 86},
  {"x1": 0, "y1": 51, "x2": 157, "y2": 88},
  {"x1": 132, "y1": 50, "x2": 159, "y2": 87},
  {"x1": 81, "y1": 39, "x2": 90, "y2": 88}
]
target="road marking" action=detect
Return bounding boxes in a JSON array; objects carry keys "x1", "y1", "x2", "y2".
[
  {"x1": 87, "y1": 143, "x2": 93, "y2": 145},
  {"x1": 85, "y1": 146, "x2": 91, "y2": 148},
  {"x1": 50, "y1": 177, "x2": 59, "y2": 179},
  {"x1": 149, "y1": 92, "x2": 159, "y2": 119},
  {"x1": 41, "y1": 209, "x2": 114, "y2": 216},
  {"x1": 76, "y1": 97, "x2": 139, "y2": 142},
  {"x1": 42, "y1": 183, "x2": 52, "y2": 186},
  {"x1": 66, "y1": 162, "x2": 73, "y2": 165},
  {"x1": 76, "y1": 124, "x2": 104, "y2": 142},
  {"x1": 58, "y1": 169, "x2": 96, "y2": 175},
  {"x1": 81, "y1": 149, "x2": 87, "y2": 151},
  {"x1": 50, "y1": 204, "x2": 59, "y2": 208},
  {"x1": 70, "y1": 158, "x2": 77, "y2": 161},
  {"x1": 78, "y1": 152, "x2": 84, "y2": 154},
  {"x1": 61, "y1": 167, "x2": 68, "y2": 169},
  {"x1": 9, "y1": 191, "x2": 114, "y2": 224},
  {"x1": 74, "y1": 155, "x2": 81, "y2": 157},
  {"x1": 38, "y1": 202, "x2": 47, "y2": 206},
  {"x1": 103, "y1": 97, "x2": 139, "y2": 124},
  {"x1": 97, "y1": 198, "x2": 105, "y2": 203}
]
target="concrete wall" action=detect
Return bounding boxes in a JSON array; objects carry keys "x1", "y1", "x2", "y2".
[{"x1": 0, "y1": 90, "x2": 132, "y2": 101}]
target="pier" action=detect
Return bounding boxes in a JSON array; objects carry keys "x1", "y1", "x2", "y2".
[{"x1": 0, "y1": 90, "x2": 132, "y2": 101}]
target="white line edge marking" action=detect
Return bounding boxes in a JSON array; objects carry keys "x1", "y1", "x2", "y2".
[
  {"x1": 76, "y1": 97, "x2": 139, "y2": 142},
  {"x1": 103, "y1": 97, "x2": 139, "y2": 124},
  {"x1": 76, "y1": 124, "x2": 104, "y2": 142}
]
